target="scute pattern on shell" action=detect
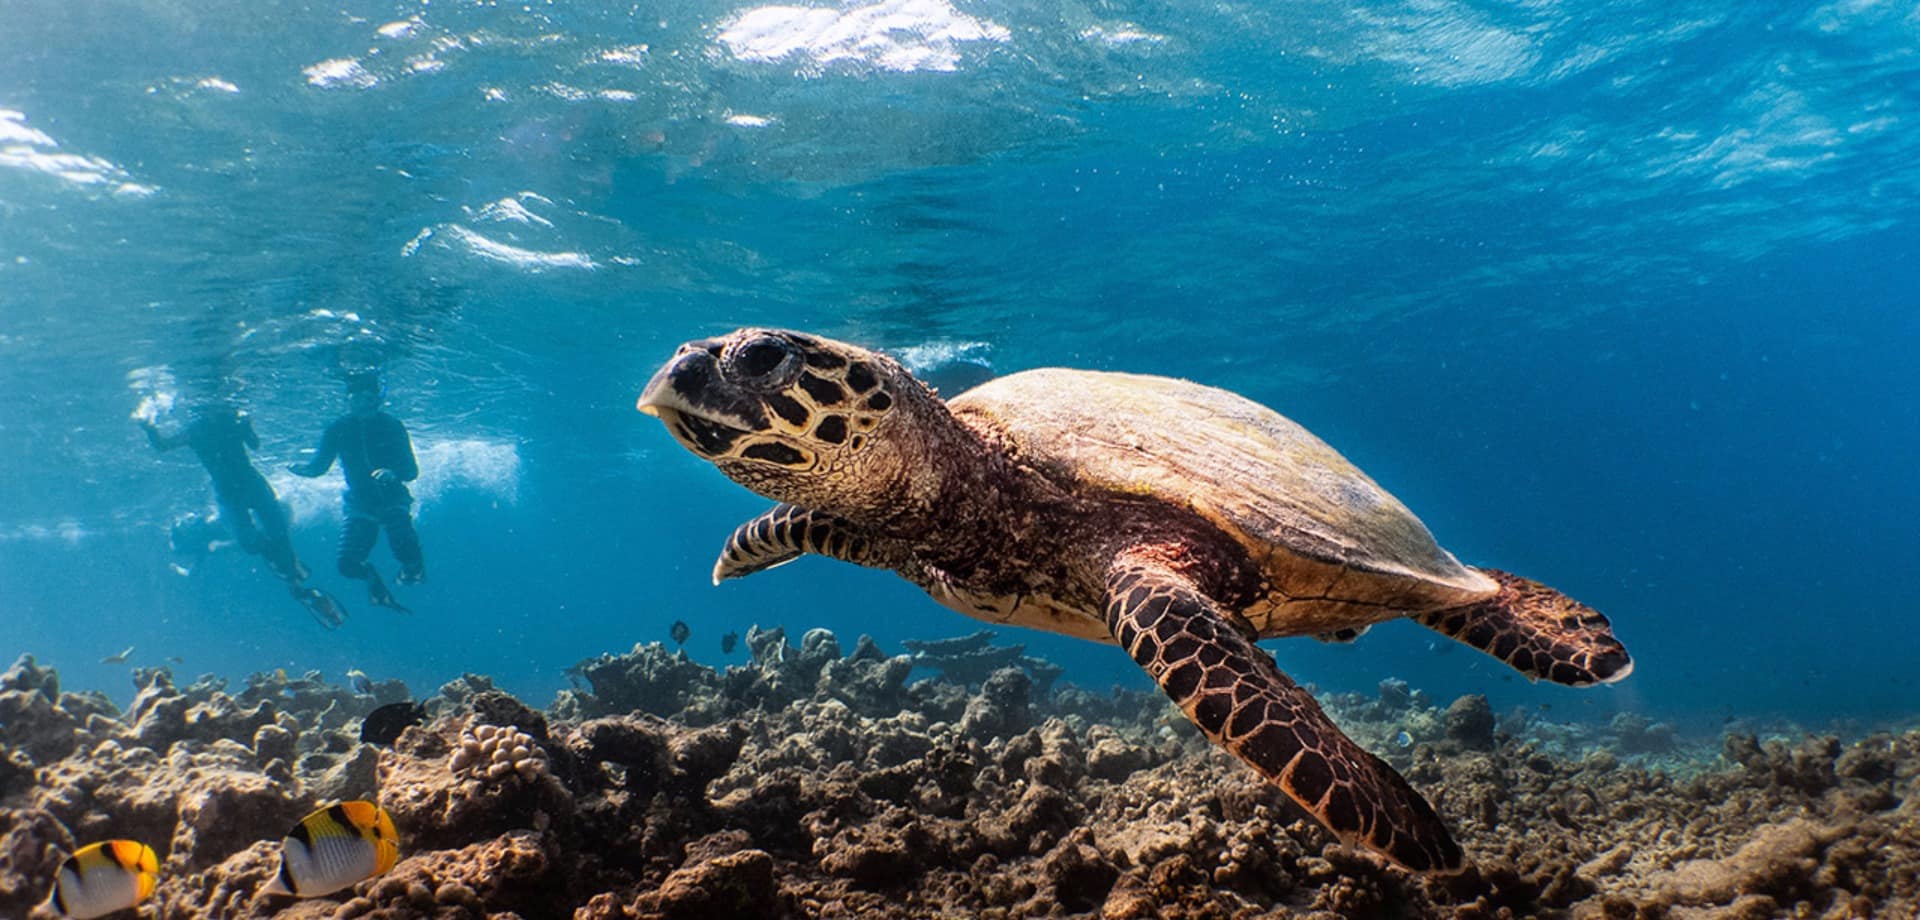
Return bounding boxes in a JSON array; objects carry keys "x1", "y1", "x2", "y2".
[
  {"x1": 949, "y1": 369, "x2": 1497, "y2": 608},
  {"x1": 450, "y1": 723, "x2": 549, "y2": 783}
]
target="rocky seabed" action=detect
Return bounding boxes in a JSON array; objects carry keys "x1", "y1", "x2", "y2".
[{"x1": 2, "y1": 626, "x2": 1915, "y2": 919}]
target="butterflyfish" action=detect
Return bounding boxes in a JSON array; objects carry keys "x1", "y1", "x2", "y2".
[
  {"x1": 49, "y1": 839, "x2": 158, "y2": 919},
  {"x1": 262, "y1": 801, "x2": 400, "y2": 898}
]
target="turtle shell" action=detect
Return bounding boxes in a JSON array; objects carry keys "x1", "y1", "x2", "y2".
[{"x1": 949, "y1": 369, "x2": 1496, "y2": 626}]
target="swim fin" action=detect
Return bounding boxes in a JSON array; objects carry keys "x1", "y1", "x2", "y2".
[
  {"x1": 294, "y1": 586, "x2": 349, "y2": 629},
  {"x1": 365, "y1": 572, "x2": 411, "y2": 615}
]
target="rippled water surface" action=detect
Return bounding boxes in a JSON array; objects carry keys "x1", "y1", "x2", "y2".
[{"x1": 3, "y1": 0, "x2": 1916, "y2": 729}]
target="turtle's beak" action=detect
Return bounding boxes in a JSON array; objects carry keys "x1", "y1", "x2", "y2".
[
  {"x1": 637, "y1": 338, "x2": 770, "y2": 454},
  {"x1": 637, "y1": 339, "x2": 722, "y2": 419},
  {"x1": 634, "y1": 365, "x2": 675, "y2": 417}
]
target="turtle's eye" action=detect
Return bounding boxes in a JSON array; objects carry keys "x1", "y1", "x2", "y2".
[{"x1": 726, "y1": 335, "x2": 800, "y2": 389}]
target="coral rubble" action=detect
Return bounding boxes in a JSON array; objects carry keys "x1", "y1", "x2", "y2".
[{"x1": 1, "y1": 641, "x2": 1915, "y2": 918}]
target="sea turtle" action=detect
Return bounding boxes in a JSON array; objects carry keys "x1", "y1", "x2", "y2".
[{"x1": 637, "y1": 328, "x2": 1632, "y2": 873}]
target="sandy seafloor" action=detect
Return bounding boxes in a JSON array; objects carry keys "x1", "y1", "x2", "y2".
[{"x1": 2, "y1": 628, "x2": 1914, "y2": 920}]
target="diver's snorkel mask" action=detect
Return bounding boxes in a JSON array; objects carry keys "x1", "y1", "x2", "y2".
[{"x1": 347, "y1": 376, "x2": 385, "y2": 411}]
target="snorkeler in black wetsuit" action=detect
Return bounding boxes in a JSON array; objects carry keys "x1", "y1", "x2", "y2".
[
  {"x1": 288, "y1": 375, "x2": 425, "y2": 612},
  {"x1": 142, "y1": 404, "x2": 347, "y2": 628}
]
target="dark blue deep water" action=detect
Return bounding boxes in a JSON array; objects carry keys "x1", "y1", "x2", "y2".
[{"x1": 3, "y1": 0, "x2": 1915, "y2": 733}]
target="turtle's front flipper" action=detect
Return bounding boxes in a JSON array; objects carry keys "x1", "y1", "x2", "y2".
[
  {"x1": 1106, "y1": 550, "x2": 1464, "y2": 874},
  {"x1": 713, "y1": 504, "x2": 900, "y2": 585},
  {"x1": 1417, "y1": 569, "x2": 1631, "y2": 687}
]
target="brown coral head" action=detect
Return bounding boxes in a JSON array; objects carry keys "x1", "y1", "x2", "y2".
[{"x1": 451, "y1": 722, "x2": 549, "y2": 784}]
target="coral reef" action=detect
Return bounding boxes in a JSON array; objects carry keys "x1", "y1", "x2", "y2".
[
  {"x1": 450, "y1": 724, "x2": 549, "y2": 784},
  {"x1": 900, "y1": 629, "x2": 1065, "y2": 695},
  {"x1": 1, "y1": 640, "x2": 1916, "y2": 919}
]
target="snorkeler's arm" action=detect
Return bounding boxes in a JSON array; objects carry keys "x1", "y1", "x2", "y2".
[
  {"x1": 389, "y1": 417, "x2": 419, "y2": 482},
  {"x1": 286, "y1": 422, "x2": 339, "y2": 477}
]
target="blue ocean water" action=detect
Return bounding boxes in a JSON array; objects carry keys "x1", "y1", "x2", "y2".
[{"x1": 2, "y1": 0, "x2": 1915, "y2": 733}]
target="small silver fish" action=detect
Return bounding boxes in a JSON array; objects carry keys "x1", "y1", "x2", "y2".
[
  {"x1": 346, "y1": 669, "x2": 373, "y2": 695},
  {"x1": 100, "y1": 646, "x2": 135, "y2": 665}
]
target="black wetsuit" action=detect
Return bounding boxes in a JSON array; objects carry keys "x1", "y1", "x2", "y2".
[
  {"x1": 290, "y1": 411, "x2": 424, "y2": 581},
  {"x1": 146, "y1": 410, "x2": 299, "y2": 578}
]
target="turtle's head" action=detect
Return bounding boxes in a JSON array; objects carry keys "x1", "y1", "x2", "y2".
[{"x1": 638, "y1": 329, "x2": 951, "y2": 523}]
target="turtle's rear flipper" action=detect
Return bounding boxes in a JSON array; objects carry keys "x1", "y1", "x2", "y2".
[
  {"x1": 712, "y1": 504, "x2": 900, "y2": 585},
  {"x1": 1417, "y1": 568, "x2": 1631, "y2": 686},
  {"x1": 1105, "y1": 549, "x2": 1464, "y2": 875}
]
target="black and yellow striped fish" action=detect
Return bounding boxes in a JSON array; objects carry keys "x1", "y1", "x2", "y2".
[
  {"x1": 262, "y1": 801, "x2": 400, "y2": 898},
  {"x1": 49, "y1": 839, "x2": 158, "y2": 919}
]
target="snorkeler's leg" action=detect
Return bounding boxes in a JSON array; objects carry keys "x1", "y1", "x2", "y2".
[
  {"x1": 230, "y1": 500, "x2": 308, "y2": 583},
  {"x1": 260, "y1": 533, "x2": 303, "y2": 582},
  {"x1": 220, "y1": 495, "x2": 267, "y2": 556},
  {"x1": 385, "y1": 506, "x2": 425, "y2": 585},
  {"x1": 337, "y1": 514, "x2": 380, "y2": 581},
  {"x1": 248, "y1": 495, "x2": 305, "y2": 583},
  {"x1": 255, "y1": 487, "x2": 311, "y2": 583},
  {"x1": 342, "y1": 510, "x2": 410, "y2": 612}
]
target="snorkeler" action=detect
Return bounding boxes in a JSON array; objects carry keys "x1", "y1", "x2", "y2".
[
  {"x1": 142, "y1": 403, "x2": 346, "y2": 628},
  {"x1": 287, "y1": 374, "x2": 424, "y2": 612}
]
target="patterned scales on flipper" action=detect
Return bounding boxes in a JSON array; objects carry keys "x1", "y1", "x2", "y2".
[
  {"x1": 1105, "y1": 551, "x2": 1464, "y2": 874},
  {"x1": 712, "y1": 503, "x2": 898, "y2": 585},
  {"x1": 1417, "y1": 569, "x2": 1632, "y2": 686}
]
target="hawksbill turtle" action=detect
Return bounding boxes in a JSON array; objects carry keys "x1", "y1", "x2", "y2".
[{"x1": 637, "y1": 328, "x2": 1632, "y2": 873}]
